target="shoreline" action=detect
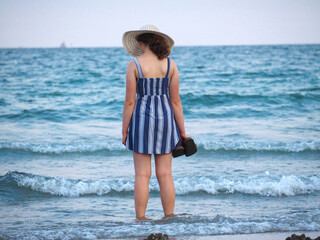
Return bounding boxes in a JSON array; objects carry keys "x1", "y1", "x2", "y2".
[
  {"x1": 129, "y1": 231, "x2": 320, "y2": 240},
  {"x1": 178, "y1": 232, "x2": 320, "y2": 240}
]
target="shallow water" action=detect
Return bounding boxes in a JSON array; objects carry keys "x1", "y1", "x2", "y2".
[{"x1": 0, "y1": 45, "x2": 319, "y2": 239}]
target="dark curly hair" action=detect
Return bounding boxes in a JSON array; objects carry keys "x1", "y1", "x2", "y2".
[{"x1": 136, "y1": 33, "x2": 170, "y2": 60}]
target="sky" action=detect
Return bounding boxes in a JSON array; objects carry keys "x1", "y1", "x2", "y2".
[{"x1": 0, "y1": 0, "x2": 320, "y2": 48}]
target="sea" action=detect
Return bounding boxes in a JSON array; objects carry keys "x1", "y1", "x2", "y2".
[{"x1": 0, "y1": 44, "x2": 319, "y2": 240}]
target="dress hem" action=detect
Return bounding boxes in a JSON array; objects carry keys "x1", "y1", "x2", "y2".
[{"x1": 125, "y1": 137, "x2": 181, "y2": 155}]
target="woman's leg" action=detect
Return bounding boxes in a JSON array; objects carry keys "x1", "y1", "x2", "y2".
[
  {"x1": 154, "y1": 152, "x2": 176, "y2": 217},
  {"x1": 133, "y1": 151, "x2": 152, "y2": 220}
]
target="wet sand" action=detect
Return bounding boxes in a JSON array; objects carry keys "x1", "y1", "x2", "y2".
[
  {"x1": 179, "y1": 232, "x2": 320, "y2": 240},
  {"x1": 135, "y1": 231, "x2": 320, "y2": 240}
]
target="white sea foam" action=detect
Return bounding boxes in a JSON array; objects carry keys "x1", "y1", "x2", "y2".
[
  {"x1": 1, "y1": 213, "x2": 319, "y2": 239},
  {"x1": 174, "y1": 175, "x2": 320, "y2": 196},
  {"x1": 197, "y1": 139, "x2": 320, "y2": 152},
  {"x1": 7, "y1": 171, "x2": 320, "y2": 197},
  {"x1": 10, "y1": 171, "x2": 133, "y2": 197},
  {"x1": 0, "y1": 140, "x2": 123, "y2": 154},
  {"x1": 1, "y1": 139, "x2": 319, "y2": 154}
]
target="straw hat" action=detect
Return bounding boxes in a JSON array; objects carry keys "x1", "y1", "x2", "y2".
[{"x1": 122, "y1": 25, "x2": 174, "y2": 57}]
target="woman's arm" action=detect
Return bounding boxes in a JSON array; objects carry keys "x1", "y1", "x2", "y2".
[
  {"x1": 122, "y1": 60, "x2": 137, "y2": 145},
  {"x1": 169, "y1": 59, "x2": 187, "y2": 140}
]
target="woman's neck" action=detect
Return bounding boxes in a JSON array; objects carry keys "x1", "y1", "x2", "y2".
[{"x1": 140, "y1": 46, "x2": 157, "y2": 58}]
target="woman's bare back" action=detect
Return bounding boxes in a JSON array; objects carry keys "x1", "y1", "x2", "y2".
[{"x1": 136, "y1": 55, "x2": 171, "y2": 79}]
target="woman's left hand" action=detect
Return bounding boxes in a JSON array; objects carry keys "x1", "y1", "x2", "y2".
[
  {"x1": 180, "y1": 132, "x2": 188, "y2": 141},
  {"x1": 122, "y1": 132, "x2": 128, "y2": 146}
]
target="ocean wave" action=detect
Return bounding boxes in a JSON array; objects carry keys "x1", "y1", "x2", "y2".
[
  {"x1": 1, "y1": 213, "x2": 319, "y2": 239},
  {"x1": 0, "y1": 139, "x2": 319, "y2": 154},
  {"x1": 174, "y1": 175, "x2": 320, "y2": 196},
  {"x1": 1, "y1": 171, "x2": 319, "y2": 197},
  {"x1": 180, "y1": 92, "x2": 320, "y2": 105},
  {"x1": 0, "y1": 141, "x2": 123, "y2": 154},
  {"x1": 197, "y1": 139, "x2": 320, "y2": 152},
  {"x1": 0, "y1": 107, "x2": 120, "y2": 122}
]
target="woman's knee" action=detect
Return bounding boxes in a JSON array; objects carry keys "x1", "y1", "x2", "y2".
[
  {"x1": 135, "y1": 169, "x2": 151, "y2": 180},
  {"x1": 133, "y1": 152, "x2": 152, "y2": 180},
  {"x1": 154, "y1": 153, "x2": 173, "y2": 181},
  {"x1": 156, "y1": 168, "x2": 172, "y2": 181}
]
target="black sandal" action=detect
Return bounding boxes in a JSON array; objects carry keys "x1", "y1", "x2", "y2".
[
  {"x1": 172, "y1": 137, "x2": 197, "y2": 158},
  {"x1": 183, "y1": 137, "x2": 197, "y2": 157},
  {"x1": 172, "y1": 145, "x2": 185, "y2": 158}
]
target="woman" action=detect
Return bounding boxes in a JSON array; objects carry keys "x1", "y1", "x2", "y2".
[{"x1": 122, "y1": 25, "x2": 187, "y2": 221}]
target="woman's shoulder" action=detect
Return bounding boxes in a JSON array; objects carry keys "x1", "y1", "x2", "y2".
[
  {"x1": 169, "y1": 58, "x2": 178, "y2": 72},
  {"x1": 166, "y1": 57, "x2": 178, "y2": 79},
  {"x1": 127, "y1": 59, "x2": 136, "y2": 69},
  {"x1": 169, "y1": 57, "x2": 176, "y2": 65},
  {"x1": 126, "y1": 59, "x2": 139, "y2": 77}
]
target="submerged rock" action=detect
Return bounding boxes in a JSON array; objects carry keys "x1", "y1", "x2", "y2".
[
  {"x1": 144, "y1": 233, "x2": 170, "y2": 240},
  {"x1": 286, "y1": 234, "x2": 320, "y2": 240}
]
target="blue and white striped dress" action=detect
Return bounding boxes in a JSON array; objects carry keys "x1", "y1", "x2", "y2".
[{"x1": 126, "y1": 57, "x2": 181, "y2": 154}]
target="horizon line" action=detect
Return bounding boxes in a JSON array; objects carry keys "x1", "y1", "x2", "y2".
[{"x1": 0, "y1": 42, "x2": 319, "y2": 49}]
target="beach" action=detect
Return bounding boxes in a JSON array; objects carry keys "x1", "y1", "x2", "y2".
[
  {"x1": 0, "y1": 45, "x2": 319, "y2": 239},
  {"x1": 171, "y1": 232, "x2": 320, "y2": 240}
]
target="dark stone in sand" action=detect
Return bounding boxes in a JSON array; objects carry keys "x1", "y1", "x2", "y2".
[
  {"x1": 144, "y1": 233, "x2": 170, "y2": 240},
  {"x1": 286, "y1": 234, "x2": 320, "y2": 240}
]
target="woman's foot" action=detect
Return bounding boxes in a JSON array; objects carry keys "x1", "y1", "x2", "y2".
[
  {"x1": 135, "y1": 216, "x2": 152, "y2": 222},
  {"x1": 163, "y1": 213, "x2": 177, "y2": 219}
]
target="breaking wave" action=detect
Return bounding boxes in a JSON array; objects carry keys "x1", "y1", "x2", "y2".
[
  {"x1": 1, "y1": 171, "x2": 319, "y2": 197},
  {"x1": 1, "y1": 139, "x2": 319, "y2": 154}
]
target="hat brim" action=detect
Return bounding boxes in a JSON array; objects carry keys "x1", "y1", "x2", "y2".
[{"x1": 122, "y1": 30, "x2": 174, "y2": 57}]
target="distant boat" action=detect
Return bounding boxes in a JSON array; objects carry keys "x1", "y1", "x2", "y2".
[{"x1": 60, "y1": 42, "x2": 66, "y2": 48}]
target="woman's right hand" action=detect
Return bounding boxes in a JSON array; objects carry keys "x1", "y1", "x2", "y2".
[{"x1": 122, "y1": 132, "x2": 128, "y2": 146}]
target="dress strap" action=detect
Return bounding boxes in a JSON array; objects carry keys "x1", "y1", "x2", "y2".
[
  {"x1": 132, "y1": 57, "x2": 143, "y2": 78},
  {"x1": 165, "y1": 57, "x2": 170, "y2": 78}
]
